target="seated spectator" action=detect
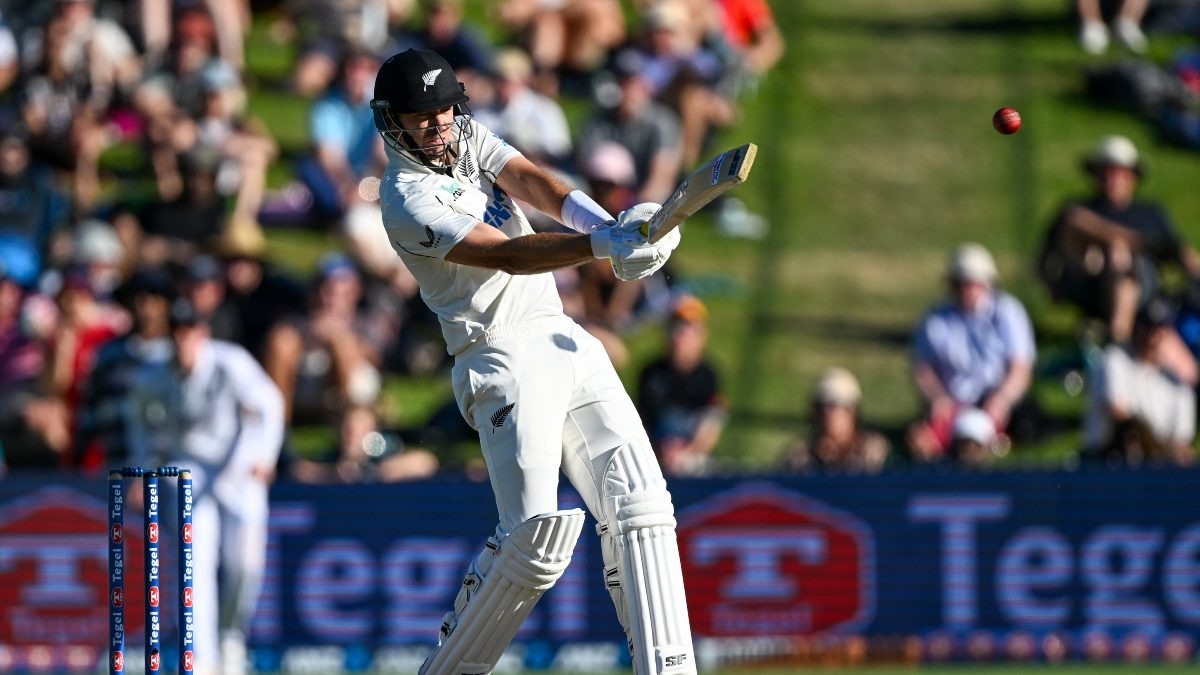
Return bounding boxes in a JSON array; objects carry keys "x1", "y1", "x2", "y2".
[
  {"x1": 0, "y1": 131, "x2": 71, "y2": 262},
  {"x1": 134, "y1": 7, "x2": 224, "y2": 200},
  {"x1": 0, "y1": 236, "x2": 66, "y2": 470},
  {"x1": 785, "y1": 367, "x2": 890, "y2": 474},
  {"x1": 495, "y1": 0, "x2": 626, "y2": 84},
  {"x1": 48, "y1": 266, "x2": 127, "y2": 457},
  {"x1": 578, "y1": 47, "x2": 684, "y2": 204},
  {"x1": 74, "y1": 266, "x2": 179, "y2": 472},
  {"x1": 630, "y1": 0, "x2": 737, "y2": 167},
  {"x1": 908, "y1": 243, "x2": 1037, "y2": 462},
  {"x1": 576, "y1": 142, "x2": 672, "y2": 331},
  {"x1": 19, "y1": 10, "x2": 113, "y2": 209},
  {"x1": 1082, "y1": 297, "x2": 1197, "y2": 466},
  {"x1": 411, "y1": 0, "x2": 494, "y2": 88},
  {"x1": 473, "y1": 47, "x2": 572, "y2": 166},
  {"x1": 132, "y1": 147, "x2": 228, "y2": 267},
  {"x1": 1038, "y1": 135, "x2": 1200, "y2": 343},
  {"x1": 948, "y1": 406, "x2": 1005, "y2": 469},
  {"x1": 264, "y1": 253, "x2": 384, "y2": 424},
  {"x1": 32, "y1": 0, "x2": 142, "y2": 111},
  {"x1": 294, "y1": 49, "x2": 385, "y2": 228},
  {"x1": 637, "y1": 295, "x2": 726, "y2": 476},
  {"x1": 216, "y1": 221, "x2": 308, "y2": 360},
  {"x1": 1077, "y1": 0, "x2": 1148, "y2": 55},
  {"x1": 288, "y1": 0, "x2": 413, "y2": 98},
  {"x1": 710, "y1": 0, "x2": 786, "y2": 80},
  {"x1": 70, "y1": 218, "x2": 126, "y2": 301},
  {"x1": 189, "y1": 61, "x2": 278, "y2": 228},
  {"x1": 288, "y1": 405, "x2": 438, "y2": 483}
]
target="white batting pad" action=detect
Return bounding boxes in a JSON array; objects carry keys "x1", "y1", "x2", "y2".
[
  {"x1": 601, "y1": 447, "x2": 696, "y2": 675},
  {"x1": 419, "y1": 509, "x2": 585, "y2": 675}
]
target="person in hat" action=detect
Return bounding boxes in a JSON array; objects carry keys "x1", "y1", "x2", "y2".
[
  {"x1": 472, "y1": 46, "x2": 572, "y2": 165},
  {"x1": 1039, "y1": 135, "x2": 1200, "y2": 343},
  {"x1": 785, "y1": 367, "x2": 890, "y2": 474},
  {"x1": 1083, "y1": 295, "x2": 1198, "y2": 466},
  {"x1": 637, "y1": 294, "x2": 726, "y2": 477},
  {"x1": 159, "y1": 296, "x2": 284, "y2": 675},
  {"x1": 908, "y1": 243, "x2": 1037, "y2": 462},
  {"x1": 948, "y1": 406, "x2": 1002, "y2": 468},
  {"x1": 370, "y1": 48, "x2": 690, "y2": 674}
]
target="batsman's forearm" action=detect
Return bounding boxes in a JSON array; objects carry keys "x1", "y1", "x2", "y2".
[{"x1": 486, "y1": 232, "x2": 596, "y2": 275}]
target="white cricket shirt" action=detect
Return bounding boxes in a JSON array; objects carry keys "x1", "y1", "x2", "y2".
[{"x1": 379, "y1": 118, "x2": 564, "y2": 355}]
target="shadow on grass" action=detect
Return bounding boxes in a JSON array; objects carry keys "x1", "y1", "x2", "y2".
[{"x1": 804, "y1": 9, "x2": 1072, "y2": 38}]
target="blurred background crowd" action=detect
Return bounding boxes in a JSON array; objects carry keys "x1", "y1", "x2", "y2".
[{"x1": 1, "y1": 0, "x2": 1199, "y2": 483}]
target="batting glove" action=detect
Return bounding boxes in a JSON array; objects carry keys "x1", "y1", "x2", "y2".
[{"x1": 612, "y1": 203, "x2": 679, "y2": 281}]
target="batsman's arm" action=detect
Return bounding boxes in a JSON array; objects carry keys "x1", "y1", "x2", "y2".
[
  {"x1": 445, "y1": 218, "x2": 665, "y2": 277},
  {"x1": 445, "y1": 223, "x2": 596, "y2": 275},
  {"x1": 497, "y1": 154, "x2": 615, "y2": 233}
]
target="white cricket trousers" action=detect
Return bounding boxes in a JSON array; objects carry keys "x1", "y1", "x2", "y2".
[{"x1": 451, "y1": 316, "x2": 659, "y2": 533}]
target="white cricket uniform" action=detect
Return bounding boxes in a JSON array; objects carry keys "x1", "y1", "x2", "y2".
[
  {"x1": 380, "y1": 119, "x2": 649, "y2": 528},
  {"x1": 158, "y1": 339, "x2": 285, "y2": 673},
  {"x1": 381, "y1": 118, "x2": 695, "y2": 675}
]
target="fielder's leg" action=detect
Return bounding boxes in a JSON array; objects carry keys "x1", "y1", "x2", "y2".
[
  {"x1": 216, "y1": 489, "x2": 269, "y2": 675},
  {"x1": 419, "y1": 509, "x2": 585, "y2": 675}
]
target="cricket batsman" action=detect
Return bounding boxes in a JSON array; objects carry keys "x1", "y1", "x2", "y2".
[{"x1": 370, "y1": 48, "x2": 696, "y2": 674}]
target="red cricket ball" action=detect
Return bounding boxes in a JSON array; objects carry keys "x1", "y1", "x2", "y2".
[{"x1": 993, "y1": 106, "x2": 1021, "y2": 135}]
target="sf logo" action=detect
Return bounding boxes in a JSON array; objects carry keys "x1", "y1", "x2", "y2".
[
  {"x1": 149, "y1": 649, "x2": 160, "y2": 670},
  {"x1": 148, "y1": 522, "x2": 159, "y2": 543},
  {"x1": 112, "y1": 651, "x2": 124, "y2": 671},
  {"x1": 149, "y1": 586, "x2": 160, "y2": 607},
  {"x1": 183, "y1": 523, "x2": 193, "y2": 543},
  {"x1": 183, "y1": 651, "x2": 194, "y2": 672},
  {"x1": 111, "y1": 523, "x2": 123, "y2": 543},
  {"x1": 183, "y1": 587, "x2": 193, "y2": 607},
  {"x1": 112, "y1": 587, "x2": 123, "y2": 607}
]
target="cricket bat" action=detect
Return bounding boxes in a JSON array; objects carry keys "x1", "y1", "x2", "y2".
[{"x1": 643, "y1": 142, "x2": 758, "y2": 244}]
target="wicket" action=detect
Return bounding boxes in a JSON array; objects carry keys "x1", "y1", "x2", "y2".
[{"x1": 108, "y1": 466, "x2": 195, "y2": 674}]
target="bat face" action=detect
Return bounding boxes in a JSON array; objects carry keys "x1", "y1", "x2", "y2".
[{"x1": 646, "y1": 143, "x2": 757, "y2": 244}]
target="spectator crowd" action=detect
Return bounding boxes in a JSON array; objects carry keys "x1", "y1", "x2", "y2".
[
  {"x1": 0, "y1": 0, "x2": 1196, "y2": 484},
  {"x1": 0, "y1": 0, "x2": 783, "y2": 480}
]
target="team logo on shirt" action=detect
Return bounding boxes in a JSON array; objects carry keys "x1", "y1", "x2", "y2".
[
  {"x1": 483, "y1": 185, "x2": 513, "y2": 228},
  {"x1": 490, "y1": 402, "x2": 515, "y2": 432},
  {"x1": 421, "y1": 69, "x2": 442, "y2": 91},
  {"x1": 457, "y1": 147, "x2": 479, "y2": 183},
  {"x1": 419, "y1": 225, "x2": 441, "y2": 248}
]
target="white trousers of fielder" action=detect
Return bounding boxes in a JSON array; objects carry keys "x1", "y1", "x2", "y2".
[{"x1": 419, "y1": 316, "x2": 695, "y2": 675}]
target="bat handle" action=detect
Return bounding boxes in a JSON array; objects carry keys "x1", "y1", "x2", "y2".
[{"x1": 640, "y1": 210, "x2": 664, "y2": 240}]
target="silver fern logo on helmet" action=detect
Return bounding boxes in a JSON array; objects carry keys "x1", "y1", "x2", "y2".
[{"x1": 421, "y1": 69, "x2": 442, "y2": 91}]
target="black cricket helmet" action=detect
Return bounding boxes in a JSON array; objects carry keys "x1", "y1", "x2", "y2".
[{"x1": 370, "y1": 49, "x2": 470, "y2": 155}]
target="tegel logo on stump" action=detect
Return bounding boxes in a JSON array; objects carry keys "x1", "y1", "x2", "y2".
[{"x1": 677, "y1": 483, "x2": 875, "y2": 636}]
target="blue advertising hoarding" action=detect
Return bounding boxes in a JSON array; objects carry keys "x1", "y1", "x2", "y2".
[{"x1": 0, "y1": 467, "x2": 1197, "y2": 670}]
